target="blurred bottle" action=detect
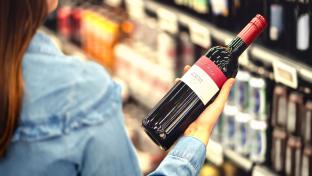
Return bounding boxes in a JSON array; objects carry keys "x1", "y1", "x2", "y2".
[
  {"x1": 269, "y1": 0, "x2": 285, "y2": 48},
  {"x1": 222, "y1": 105, "x2": 238, "y2": 149},
  {"x1": 295, "y1": 0, "x2": 311, "y2": 63},
  {"x1": 235, "y1": 70, "x2": 250, "y2": 112},
  {"x1": 57, "y1": 6, "x2": 72, "y2": 39},
  {"x1": 287, "y1": 92, "x2": 304, "y2": 135},
  {"x1": 271, "y1": 85, "x2": 288, "y2": 127},
  {"x1": 157, "y1": 31, "x2": 178, "y2": 78},
  {"x1": 249, "y1": 119, "x2": 268, "y2": 163},
  {"x1": 235, "y1": 112, "x2": 252, "y2": 155},
  {"x1": 178, "y1": 32, "x2": 195, "y2": 77},
  {"x1": 285, "y1": 136, "x2": 302, "y2": 176},
  {"x1": 249, "y1": 76, "x2": 268, "y2": 121},
  {"x1": 301, "y1": 145, "x2": 312, "y2": 176},
  {"x1": 302, "y1": 100, "x2": 312, "y2": 144},
  {"x1": 272, "y1": 127, "x2": 287, "y2": 174}
]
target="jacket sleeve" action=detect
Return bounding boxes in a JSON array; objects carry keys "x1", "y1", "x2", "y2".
[{"x1": 148, "y1": 137, "x2": 206, "y2": 176}]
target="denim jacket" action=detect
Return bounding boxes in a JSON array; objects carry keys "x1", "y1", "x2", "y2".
[{"x1": 0, "y1": 32, "x2": 206, "y2": 176}]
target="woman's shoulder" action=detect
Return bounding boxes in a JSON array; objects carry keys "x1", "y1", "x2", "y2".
[{"x1": 15, "y1": 33, "x2": 122, "y2": 142}]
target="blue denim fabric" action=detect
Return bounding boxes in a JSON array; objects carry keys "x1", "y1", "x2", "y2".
[{"x1": 0, "y1": 32, "x2": 206, "y2": 176}]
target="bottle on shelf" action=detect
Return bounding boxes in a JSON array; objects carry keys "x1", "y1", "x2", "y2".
[
  {"x1": 269, "y1": 0, "x2": 285, "y2": 48},
  {"x1": 142, "y1": 14, "x2": 267, "y2": 150},
  {"x1": 271, "y1": 85, "x2": 288, "y2": 128},
  {"x1": 235, "y1": 70, "x2": 251, "y2": 112},
  {"x1": 249, "y1": 119, "x2": 268, "y2": 163},
  {"x1": 177, "y1": 31, "x2": 195, "y2": 77},
  {"x1": 302, "y1": 100, "x2": 312, "y2": 144},
  {"x1": 285, "y1": 136, "x2": 302, "y2": 176},
  {"x1": 235, "y1": 111, "x2": 252, "y2": 155},
  {"x1": 287, "y1": 92, "x2": 304, "y2": 135},
  {"x1": 249, "y1": 76, "x2": 268, "y2": 121},
  {"x1": 295, "y1": 0, "x2": 311, "y2": 64},
  {"x1": 301, "y1": 144, "x2": 312, "y2": 176},
  {"x1": 272, "y1": 127, "x2": 287, "y2": 174},
  {"x1": 222, "y1": 105, "x2": 238, "y2": 148},
  {"x1": 284, "y1": 0, "x2": 297, "y2": 53}
]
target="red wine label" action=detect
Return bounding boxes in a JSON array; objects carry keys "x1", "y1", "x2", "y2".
[{"x1": 181, "y1": 56, "x2": 227, "y2": 105}]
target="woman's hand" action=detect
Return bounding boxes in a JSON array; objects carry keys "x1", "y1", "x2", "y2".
[{"x1": 180, "y1": 65, "x2": 235, "y2": 145}]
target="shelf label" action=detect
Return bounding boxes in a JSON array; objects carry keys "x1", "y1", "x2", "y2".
[
  {"x1": 206, "y1": 140, "x2": 223, "y2": 166},
  {"x1": 273, "y1": 60, "x2": 298, "y2": 89},
  {"x1": 157, "y1": 8, "x2": 178, "y2": 34},
  {"x1": 189, "y1": 21, "x2": 211, "y2": 49},
  {"x1": 125, "y1": 0, "x2": 145, "y2": 20}
]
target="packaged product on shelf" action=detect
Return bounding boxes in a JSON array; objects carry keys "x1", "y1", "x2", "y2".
[
  {"x1": 287, "y1": 92, "x2": 304, "y2": 135},
  {"x1": 301, "y1": 145, "x2": 312, "y2": 176},
  {"x1": 272, "y1": 127, "x2": 287, "y2": 173},
  {"x1": 235, "y1": 70, "x2": 251, "y2": 112},
  {"x1": 249, "y1": 119, "x2": 268, "y2": 163},
  {"x1": 222, "y1": 105, "x2": 238, "y2": 149},
  {"x1": 271, "y1": 85, "x2": 288, "y2": 127},
  {"x1": 234, "y1": 111, "x2": 252, "y2": 155},
  {"x1": 302, "y1": 100, "x2": 312, "y2": 143},
  {"x1": 285, "y1": 136, "x2": 302, "y2": 176},
  {"x1": 249, "y1": 76, "x2": 267, "y2": 121}
]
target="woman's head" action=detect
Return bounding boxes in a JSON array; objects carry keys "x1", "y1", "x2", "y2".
[{"x1": 0, "y1": 0, "x2": 50, "y2": 157}]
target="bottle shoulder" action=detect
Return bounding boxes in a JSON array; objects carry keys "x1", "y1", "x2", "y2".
[{"x1": 205, "y1": 46, "x2": 237, "y2": 78}]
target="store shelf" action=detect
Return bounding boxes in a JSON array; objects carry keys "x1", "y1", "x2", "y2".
[
  {"x1": 206, "y1": 140, "x2": 253, "y2": 171},
  {"x1": 224, "y1": 148, "x2": 253, "y2": 171},
  {"x1": 252, "y1": 165, "x2": 278, "y2": 176},
  {"x1": 143, "y1": 0, "x2": 312, "y2": 86}
]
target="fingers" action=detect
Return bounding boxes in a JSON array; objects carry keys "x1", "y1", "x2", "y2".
[
  {"x1": 174, "y1": 78, "x2": 180, "y2": 83},
  {"x1": 183, "y1": 65, "x2": 191, "y2": 73},
  {"x1": 174, "y1": 65, "x2": 191, "y2": 83},
  {"x1": 199, "y1": 78, "x2": 235, "y2": 121},
  {"x1": 213, "y1": 78, "x2": 235, "y2": 106}
]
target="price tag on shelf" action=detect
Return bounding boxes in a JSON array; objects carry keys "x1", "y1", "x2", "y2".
[
  {"x1": 273, "y1": 60, "x2": 298, "y2": 89},
  {"x1": 157, "y1": 8, "x2": 178, "y2": 34},
  {"x1": 189, "y1": 21, "x2": 211, "y2": 49},
  {"x1": 206, "y1": 140, "x2": 223, "y2": 166},
  {"x1": 225, "y1": 38, "x2": 249, "y2": 66},
  {"x1": 125, "y1": 0, "x2": 145, "y2": 20}
]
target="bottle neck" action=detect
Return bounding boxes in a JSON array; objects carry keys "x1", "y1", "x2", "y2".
[{"x1": 227, "y1": 37, "x2": 248, "y2": 59}]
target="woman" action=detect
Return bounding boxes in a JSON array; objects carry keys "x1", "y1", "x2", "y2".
[{"x1": 0, "y1": 0, "x2": 234, "y2": 175}]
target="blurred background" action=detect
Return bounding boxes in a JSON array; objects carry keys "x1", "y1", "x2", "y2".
[{"x1": 42, "y1": 0, "x2": 312, "y2": 175}]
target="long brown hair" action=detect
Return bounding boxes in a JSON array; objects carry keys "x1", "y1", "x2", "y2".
[{"x1": 0, "y1": 0, "x2": 48, "y2": 157}]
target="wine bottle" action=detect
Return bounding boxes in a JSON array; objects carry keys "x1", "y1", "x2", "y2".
[
  {"x1": 295, "y1": 0, "x2": 311, "y2": 61},
  {"x1": 142, "y1": 14, "x2": 267, "y2": 150},
  {"x1": 269, "y1": 0, "x2": 284, "y2": 47}
]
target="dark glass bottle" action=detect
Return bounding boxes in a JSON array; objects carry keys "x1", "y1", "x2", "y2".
[
  {"x1": 142, "y1": 15, "x2": 267, "y2": 150},
  {"x1": 269, "y1": 0, "x2": 285, "y2": 49},
  {"x1": 295, "y1": 0, "x2": 311, "y2": 63}
]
